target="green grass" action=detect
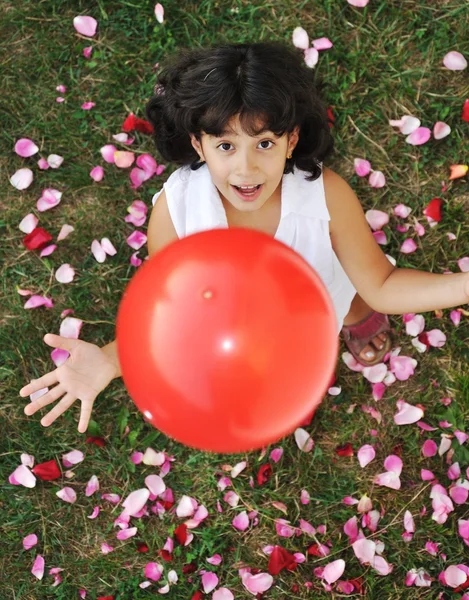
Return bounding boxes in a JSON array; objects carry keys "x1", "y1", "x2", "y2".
[{"x1": 1, "y1": 0, "x2": 468, "y2": 598}]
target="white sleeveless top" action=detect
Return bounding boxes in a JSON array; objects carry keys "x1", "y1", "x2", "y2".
[{"x1": 152, "y1": 164, "x2": 356, "y2": 331}]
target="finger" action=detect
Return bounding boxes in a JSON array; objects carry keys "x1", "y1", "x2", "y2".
[
  {"x1": 40, "y1": 393, "x2": 77, "y2": 427},
  {"x1": 43, "y1": 333, "x2": 79, "y2": 352},
  {"x1": 24, "y1": 384, "x2": 66, "y2": 416},
  {"x1": 19, "y1": 371, "x2": 59, "y2": 398},
  {"x1": 78, "y1": 401, "x2": 94, "y2": 434}
]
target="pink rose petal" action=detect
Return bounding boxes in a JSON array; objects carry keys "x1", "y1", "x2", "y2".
[
  {"x1": 145, "y1": 474, "x2": 166, "y2": 497},
  {"x1": 443, "y1": 51, "x2": 467, "y2": 71},
  {"x1": 241, "y1": 572, "x2": 273, "y2": 595},
  {"x1": 232, "y1": 511, "x2": 249, "y2": 531},
  {"x1": 101, "y1": 237, "x2": 117, "y2": 256},
  {"x1": 357, "y1": 444, "x2": 375, "y2": 468},
  {"x1": 90, "y1": 166, "x2": 104, "y2": 182},
  {"x1": 450, "y1": 310, "x2": 462, "y2": 326},
  {"x1": 213, "y1": 589, "x2": 234, "y2": 600},
  {"x1": 294, "y1": 428, "x2": 314, "y2": 452},
  {"x1": 312, "y1": 37, "x2": 333, "y2": 51},
  {"x1": 100, "y1": 145, "x2": 117, "y2": 163},
  {"x1": 353, "y1": 158, "x2": 371, "y2": 177},
  {"x1": 347, "y1": 0, "x2": 369, "y2": 6},
  {"x1": 394, "y1": 204, "x2": 412, "y2": 218},
  {"x1": 270, "y1": 447, "x2": 283, "y2": 463},
  {"x1": 9, "y1": 464, "x2": 36, "y2": 488},
  {"x1": 368, "y1": 171, "x2": 386, "y2": 188},
  {"x1": 81, "y1": 102, "x2": 95, "y2": 110},
  {"x1": 400, "y1": 238, "x2": 417, "y2": 254},
  {"x1": 10, "y1": 168, "x2": 34, "y2": 190},
  {"x1": 433, "y1": 121, "x2": 451, "y2": 140},
  {"x1": 323, "y1": 559, "x2": 345, "y2": 584},
  {"x1": 207, "y1": 554, "x2": 223, "y2": 566},
  {"x1": 83, "y1": 46, "x2": 93, "y2": 59},
  {"x1": 57, "y1": 224, "x2": 74, "y2": 241},
  {"x1": 31, "y1": 554, "x2": 45, "y2": 580},
  {"x1": 56, "y1": 487, "x2": 77, "y2": 503},
  {"x1": 352, "y1": 538, "x2": 375, "y2": 564},
  {"x1": 87, "y1": 506, "x2": 100, "y2": 519},
  {"x1": 114, "y1": 151, "x2": 135, "y2": 168},
  {"x1": 15, "y1": 138, "x2": 39, "y2": 157},
  {"x1": 422, "y1": 440, "x2": 438, "y2": 458},
  {"x1": 444, "y1": 565, "x2": 467, "y2": 588},
  {"x1": 91, "y1": 240, "x2": 106, "y2": 263},
  {"x1": 101, "y1": 542, "x2": 114, "y2": 554},
  {"x1": 122, "y1": 488, "x2": 150, "y2": 516},
  {"x1": 23, "y1": 534, "x2": 38, "y2": 550},
  {"x1": 145, "y1": 561, "x2": 163, "y2": 581},
  {"x1": 130, "y1": 251, "x2": 143, "y2": 267},
  {"x1": 19, "y1": 213, "x2": 38, "y2": 234},
  {"x1": 73, "y1": 16, "x2": 98, "y2": 37},
  {"x1": 55, "y1": 264, "x2": 75, "y2": 284},
  {"x1": 390, "y1": 355, "x2": 417, "y2": 380},
  {"x1": 406, "y1": 127, "x2": 431, "y2": 145},
  {"x1": 303, "y1": 47, "x2": 319, "y2": 68},
  {"x1": 117, "y1": 526, "x2": 137, "y2": 540},
  {"x1": 458, "y1": 257, "x2": 469, "y2": 272},
  {"x1": 47, "y1": 154, "x2": 64, "y2": 169},
  {"x1": 154, "y1": 3, "x2": 164, "y2": 23},
  {"x1": 60, "y1": 316, "x2": 82, "y2": 339},
  {"x1": 38, "y1": 157, "x2": 49, "y2": 169},
  {"x1": 362, "y1": 363, "x2": 387, "y2": 383},
  {"x1": 37, "y1": 188, "x2": 62, "y2": 212},
  {"x1": 365, "y1": 210, "x2": 389, "y2": 231},
  {"x1": 292, "y1": 27, "x2": 309, "y2": 50},
  {"x1": 126, "y1": 230, "x2": 147, "y2": 250},
  {"x1": 202, "y1": 572, "x2": 219, "y2": 594},
  {"x1": 394, "y1": 400, "x2": 424, "y2": 425},
  {"x1": 427, "y1": 329, "x2": 446, "y2": 347},
  {"x1": 85, "y1": 475, "x2": 99, "y2": 496},
  {"x1": 39, "y1": 244, "x2": 57, "y2": 258}
]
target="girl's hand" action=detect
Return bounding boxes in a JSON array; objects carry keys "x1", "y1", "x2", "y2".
[{"x1": 20, "y1": 334, "x2": 118, "y2": 433}]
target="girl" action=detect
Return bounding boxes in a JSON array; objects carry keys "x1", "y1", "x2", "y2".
[{"x1": 21, "y1": 42, "x2": 469, "y2": 434}]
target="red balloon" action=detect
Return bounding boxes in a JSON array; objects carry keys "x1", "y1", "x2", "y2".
[{"x1": 117, "y1": 228, "x2": 338, "y2": 453}]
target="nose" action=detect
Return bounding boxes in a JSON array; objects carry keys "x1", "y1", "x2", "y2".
[{"x1": 233, "y1": 149, "x2": 258, "y2": 179}]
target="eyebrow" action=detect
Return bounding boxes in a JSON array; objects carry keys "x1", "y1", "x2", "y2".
[{"x1": 213, "y1": 129, "x2": 273, "y2": 138}]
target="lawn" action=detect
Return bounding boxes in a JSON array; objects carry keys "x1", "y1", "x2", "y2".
[{"x1": 1, "y1": 1, "x2": 468, "y2": 598}]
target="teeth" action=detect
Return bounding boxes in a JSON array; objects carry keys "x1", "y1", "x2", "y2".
[{"x1": 238, "y1": 185, "x2": 258, "y2": 190}]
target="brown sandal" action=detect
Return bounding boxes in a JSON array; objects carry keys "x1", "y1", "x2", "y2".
[{"x1": 342, "y1": 311, "x2": 392, "y2": 366}]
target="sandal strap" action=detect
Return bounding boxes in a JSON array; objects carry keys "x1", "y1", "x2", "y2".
[{"x1": 342, "y1": 311, "x2": 390, "y2": 343}]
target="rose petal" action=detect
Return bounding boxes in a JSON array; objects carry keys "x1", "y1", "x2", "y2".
[
  {"x1": 368, "y1": 171, "x2": 386, "y2": 188},
  {"x1": 232, "y1": 511, "x2": 249, "y2": 531},
  {"x1": 352, "y1": 539, "x2": 375, "y2": 564},
  {"x1": 73, "y1": 15, "x2": 98, "y2": 37},
  {"x1": 90, "y1": 166, "x2": 104, "y2": 182},
  {"x1": 241, "y1": 572, "x2": 274, "y2": 595},
  {"x1": 114, "y1": 151, "x2": 135, "y2": 168},
  {"x1": 154, "y1": 3, "x2": 164, "y2": 23},
  {"x1": 126, "y1": 230, "x2": 147, "y2": 250},
  {"x1": 353, "y1": 158, "x2": 371, "y2": 177},
  {"x1": 57, "y1": 224, "x2": 74, "y2": 241},
  {"x1": 443, "y1": 51, "x2": 467, "y2": 71},
  {"x1": 202, "y1": 572, "x2": 219, "y2": 594},
  {"x1": 323, "y1": 559, "x2": 345, "y2": 584},
  {"x1": 400, "y1": 238, "x2": 417, "y2": 253},
  {"x1": 9, "y1": 464, "x2": 36, "y2": 488},
  {"x1": 19, "y1": 213, "x2": 38, "y2": 234},
  {"x1": 23, "y1": 534, "x2": 38, "y2": 550},
  {"x1": 394, "y1": 204, "x2": 412, "y2": 218},
  {"x1": 433, "y1": 121, "x2": 451, "y2": 140},
  {"x1": 15, "y1": 138, "x2": 39, "y2": 157},
  {"x1": 91, "y1": 240, "x2": 106, "y2": 263},
  {"x1": 303, "y1": 47, "x2": 319, "y2": 68},
  {"x1": 100, "y1": 145, "x2": 117, "y2": 163},
  {"x1": 85, "y1": 475, "x2": 99, "y2": 496},
  {"x1": 294, "y1": 428, "x2": 314, "y2": 452},
  {"x1": 122, "y1": 488, "x2": 150, "y2": 516},
  {"x1": 394, "y1": 400, "x2": 424, "y2": 425},
  {"x1": 213, "y1": 589, "x2": 234, "y2": 600},
  {"x1": 56, "y1": 487, "x2": 77, "y2": 503},
  {"x1": 117, "y1": 527, "x2": 137, "y2": 540},
  {"x1": 47, "y1": 154, "x2": 64, "y2": 169},
  {"x1": 365, "y1": 210, "x2": 389, "y2": 231},
  {"x1": 31, "y1": 554, "x2": 45, "y2": 580},
  {"x1": 10, "y1": 168, "x2": 34, "y2": 190},
  {"x1": 444, "y1": 565, "x2": 467, "y2": 588},
  {"x1": 357, "y1": 444, "x2": 375, "y2": 468},
  {"x1": 427, "y1": 329, "x2": 446, "y2": 348},
  {"x1": 406, "y1": 127, "x2": 431, "y2": 145},
  {"x1": 145, "y1": 474, "x2": 166, "y2": 497},
  {"x1": 55, "y1": 264, "x2": 75, "y2": 284},
  {"x1": 458, "y1": 257, "x2": 469, "y2": 272}
]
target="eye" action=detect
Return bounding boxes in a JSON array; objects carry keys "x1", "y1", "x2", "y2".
[
  {"x1": 218, "y1": 143, "x2": 233, "y2": 152},
  {"x1": 258, "y1": 140, "x2": 274, "y2": 149}
]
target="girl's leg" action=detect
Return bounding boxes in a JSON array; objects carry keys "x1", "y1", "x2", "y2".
[{"x1": 342, "y1": 293, "x2": 391, "y2": 364}]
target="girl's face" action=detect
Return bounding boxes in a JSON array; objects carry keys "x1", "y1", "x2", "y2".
[{"x1": 190, "y1": 114, "x2": 299, "y2": 212}]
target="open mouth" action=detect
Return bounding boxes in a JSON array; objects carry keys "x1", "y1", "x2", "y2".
[{"x1": 231, "y1": 184, "x2": 263, "y2": 201}]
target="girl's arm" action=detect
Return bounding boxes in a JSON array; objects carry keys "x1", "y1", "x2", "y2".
[{"x1": 323, "y1": 168, "x2": 469, "y2": 315}]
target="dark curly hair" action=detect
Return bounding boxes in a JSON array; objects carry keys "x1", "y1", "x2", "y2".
[{"x1": 145, "y1": 41, "x2": 334, "y2": 181}]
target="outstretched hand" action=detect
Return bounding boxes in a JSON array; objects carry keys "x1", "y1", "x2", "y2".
[{"x1": 20, "y1": 334, "x2": 118, "y2": 433}]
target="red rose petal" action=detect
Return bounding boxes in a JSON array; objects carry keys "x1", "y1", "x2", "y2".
[
  {"x1": 327, "y1": 106, "x2": 335, "y2": 128},
  {"x1": 462, "y1": 99, "x2": 469, "y2": 122},
  {"x1": 182, "y1": 562, "x2": 197, "y2": 574},
  {"x1": 335, "y1": 443, "x2": 354, "y2": 457},
  {"x1": 85, "y1": 436, "x2": 106, "y2": 447},
  {"x1": 157, "y1": 549, "x2": 172, "y2": 562},
  {"x1": 174, "y1": 523, "x2": 188, "y2": 545},
  {"x1": 122, "y1": 113, "x2": 154, "y2": 135},
  {"x1": 136, "y1": 542, "x2": 149, "y2": 553},
  {"x1": 423, "y1": 198, "x2": 443, "y2": 222},
  {"x1": 31, "y1": 459, "x2": 61, "y2": 481},
  {"x1": 257, "y1": 463, "x2": 273, "y2": 486},
  {"x1": 23, "y1": 228, "x2": 53, "y2": 251},
  {"x1": 268, "y1": 546, "x2": 298, "y2": 575},
  {"x1": 191, "y1": 592, "x2": 204, "y2": 600}
]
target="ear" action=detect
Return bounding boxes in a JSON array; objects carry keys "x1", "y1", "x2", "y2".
[
  {"x1": 288, "y1": 126, "x2": 300, "y2": 153},
  {"x1": 190, "y1": 134, "x2": 205, "y2": 160}
]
